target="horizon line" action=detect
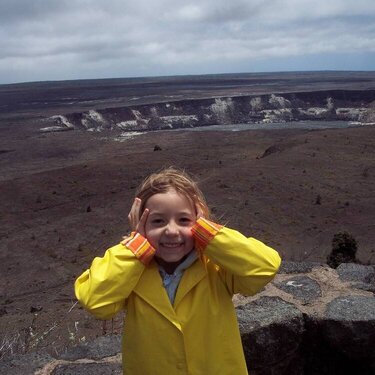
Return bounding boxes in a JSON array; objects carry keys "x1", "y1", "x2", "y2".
[{"x1": 2, "y1": 69, "x2": 375, "y2": 87}]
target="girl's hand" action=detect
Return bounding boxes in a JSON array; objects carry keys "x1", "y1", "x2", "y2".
[{"x1": 128, "y1": 198, "x2": 149, "y2": 237}]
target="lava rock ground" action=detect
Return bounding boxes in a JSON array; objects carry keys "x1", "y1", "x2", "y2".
[{"x1": 1, "y1": 73, "x2": 375, "y2": 361}]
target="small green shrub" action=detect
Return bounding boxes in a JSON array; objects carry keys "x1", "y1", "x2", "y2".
[{"x1": 327, "y1": 231, "x2": 357, "y2": 268}]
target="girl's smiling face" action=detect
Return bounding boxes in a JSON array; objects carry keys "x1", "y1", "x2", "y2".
[{"x1": 144, "y1": 189, "x2": 196, "y2": 265}]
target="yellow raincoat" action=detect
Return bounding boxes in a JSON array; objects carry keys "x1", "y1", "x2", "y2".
[{"x1": 75, "y1": 218, "x2": 281, "y2": 375}]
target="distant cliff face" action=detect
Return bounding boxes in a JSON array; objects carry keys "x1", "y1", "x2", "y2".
[{"x1": 41, "y1": 90, "x2": 375, "y2": 133}]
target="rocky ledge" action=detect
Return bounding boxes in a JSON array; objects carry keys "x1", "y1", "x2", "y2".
[
  {"x1": 40, "y1": 90, "x2": 375, "y2": 133},
  {"x1": 2, "y1": 262, "x2": 374, "y2": 375},
  {"x1": 236, "y1": 261, "x2": 375, "y2": 375}
]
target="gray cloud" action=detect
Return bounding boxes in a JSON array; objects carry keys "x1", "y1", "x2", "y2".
[
  {"x1": 0, "y1": 0, "x2": 374, "y2": 83},
  {"x1": 0, "y1": 0, "x2": 73, "y2": 26}
]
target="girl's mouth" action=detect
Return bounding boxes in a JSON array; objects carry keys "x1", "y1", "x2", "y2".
[{"x1": 161, "y1": 242, "x2": 183, "y2": 248}]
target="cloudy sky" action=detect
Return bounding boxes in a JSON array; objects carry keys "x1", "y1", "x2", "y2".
[{"x1": 0, "y1": 0, "x2": 374, "y2": 84}]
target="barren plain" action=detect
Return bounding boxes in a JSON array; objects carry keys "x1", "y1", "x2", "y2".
[{"x1": 0, "y1": 71, "x2": 374, "y2": 358}]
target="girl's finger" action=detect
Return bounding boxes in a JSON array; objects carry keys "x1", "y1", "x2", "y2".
[
  {"x1": 131, "y1": 198, "x2": 141, "y2": 216},
  {"x1": 137, "y1": 208, "x2": 149, "y2": 237},
  {"x1": 128, "y1": 198, "x2": 142, "y2": 230},
  {"x1": 121, "y1": 235, "x2": 131, "y2": 245}
]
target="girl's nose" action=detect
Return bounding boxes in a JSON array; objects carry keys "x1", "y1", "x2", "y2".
[{"x1": 165, "y1": 221, "x2": 179, "y2": 235}]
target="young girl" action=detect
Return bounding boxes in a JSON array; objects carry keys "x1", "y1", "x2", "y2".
[{"x1": 75, "y1": 167, "x2": 281, "y2": 375}]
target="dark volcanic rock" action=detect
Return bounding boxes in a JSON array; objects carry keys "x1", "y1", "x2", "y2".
[
  {"x1": 260, "y1": 144, "x2": 283, "y2": 158},
  {"x1": 326, "y1": 295, "x2": 375, "y2": 321},
  {"x1": 52, "y1": 362, "x2": 122, "y2": 375},
  {"x1": 275, "y1": 276, "x2": 322, "y2": 303},
  {"x1": 336, "y1": 263, "x2": 375, "y2": 292},
  {"x1": 237, "y1": 296, "x2": 305, "y2": 375},
  {"x1": 307, "y1": 296, "x2": 375, "y2": 374},
  {"x1": 336, "y1": 262, "x2": 375, "y2": 283},
  {"x1": 60, "y1": 335, "x2": 122, "y2": 361},
  {"x1": 323, "y1": 295, "x2": 375, "y2": 369},
  {"x1": 279, "y1": 261, "x2": 321, "y2": 274},
  {"x1": 350, "y1": 281, "x2": 375, "y2": 293},
  {"x1": 0, "y1": 352, "x2": 53, "y2": 375}
]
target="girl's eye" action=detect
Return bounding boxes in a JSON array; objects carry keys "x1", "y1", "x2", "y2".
[
  {"x1": 179, "y1": 217, "x2": 192, "y2": 224},
  {"x1": 151, "y1": 219, "x2": 164, "y2": 225}
]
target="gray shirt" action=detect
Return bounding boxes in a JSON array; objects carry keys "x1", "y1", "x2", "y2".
[{"x1": 158, "y1": 251, "x2": 198, "y2": 304}]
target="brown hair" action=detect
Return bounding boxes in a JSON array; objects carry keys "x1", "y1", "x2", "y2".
[{"x1": 136, "y1": 167, "x2": 211, "y2": 219}]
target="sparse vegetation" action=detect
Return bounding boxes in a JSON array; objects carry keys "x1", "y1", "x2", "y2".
[
  {"x1": 0, "y1": 302, "x2": 88, "y2": 360},
  {"x1": 327, "y1": 231, "x2": 358, "y2": 268}
]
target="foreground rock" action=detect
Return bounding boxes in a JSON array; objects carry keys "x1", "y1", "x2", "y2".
[
  {"x1": 235, "y1": 262, "x2": 375, "y2": 375},
  {"x1": 238, "y1": 297, "x2": 305, "y2": 374},
  {"x1": 2, "y1": 262, "x2": 374, "y2": 375}
]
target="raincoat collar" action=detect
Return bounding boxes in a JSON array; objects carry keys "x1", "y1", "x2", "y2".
[{"x1": 133, "y1": 256, "x2": 207, "y2": 329}]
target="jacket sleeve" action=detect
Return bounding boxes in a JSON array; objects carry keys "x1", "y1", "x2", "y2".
[
  {"x1": 74, "y1": 233, "x2": 155, "y2": 320},
  {"x1": 192, "y1": 218, "x2": 281, "y2": 296}
]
